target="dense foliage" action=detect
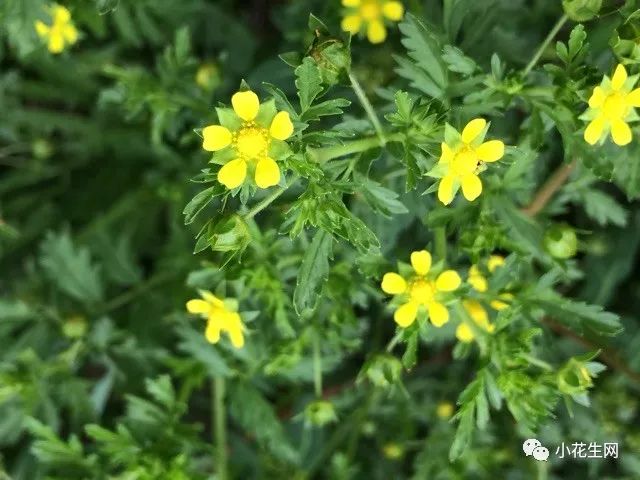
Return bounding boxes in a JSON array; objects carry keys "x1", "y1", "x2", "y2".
[{"x1": 1, "y1": 0, "x2": 640, "y2": 478}]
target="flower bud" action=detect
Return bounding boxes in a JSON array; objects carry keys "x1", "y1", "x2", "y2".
[
  {"x1": 544, "y1": 224, "x2": 578, "y2": 259},
  {"x1": 304, "y1": 400, "x2": 338, "y2": 427}
]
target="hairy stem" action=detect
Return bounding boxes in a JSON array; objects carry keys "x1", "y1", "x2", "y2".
[
  {"x1": 521, "y1": 159, "x2": 577, "y2": 217},
  {"x1": 434, "y1": 227, "x2": 447, "y2": 261},
  {"x1": 349, "y1": 72, "x2": 387, "y2": 145},
  {"x1": 213, "y1": 376, "x2": 228, "y2": 480},
  {"x1": 523, "y1": 14, "x2": 569, "y2": 76}
]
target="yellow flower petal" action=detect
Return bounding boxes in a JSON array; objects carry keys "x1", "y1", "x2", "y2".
[
  {"x1": 48, "y1": 32, "x2": 65, "y2": 54},
  {"x1": 270, "y1": 111, "x2": 294, "y2": 140},
  {"x1": 381, "y1": 272, "x2": 407, "y2": 295},
  {"x1": 468, "y1": 266, "x2": 488, "y2": 293},
  {"x1": 202, "y1": 125, "x2": 232, "y2": 151},
  {"x1": 52, "y1": 5, "x2": 71, "y2": 23},
  {"x1": 588, "y1": 86, "x2": 605, "y2": 108},
  {"x1": 463, "y1": 300, "x2": 489, "y2": 327},
  {"x1": 218, "y1": 158, "x2": 247, "y2": 189},
  {"x1": 438, "y1": 175, "x2": 456, "y2": 205},
  {"x1": 611, "y1": 64, "x2": 627, "y2": 91},
  {"x1": 435, "y1": 270, "x2": 461, "y2": 292},
  {"x1": 461, "y1": 118, "x2": 486, "y2": 144},
  {"x1": 382, "y1": 1, "x2": 404, "y2": 21},
  {"x1": 394, "y1": 302, "x2": 418, "y2": 327},
  {"x1": 440, "y1": 142, "x2": 454, "y2": 163},
  {"x1": 205, "y1": 319, "x2": 222, "y2": 344},
  {"x1": 476, "y1": 140, "x2": 504, "y2": 162},
  {"x1": 232, "y1": 90, "x2": 260, "y2": 121},
  {"x1": 224, "y1": 312, "x2": 245, "y2": 348},
  {"x1": 410, "y1": 250, "x2": 432, "y2": 276},
  {"x1": 63, "y1": 24, "x2": 78, "y2": 44},
  {"x1": 186, "y1": 299, "x2": 211, "y2": 315},
  {"x1": 611, "y1": 118, "x2": 632, "y2": 146},
  {"x1": 487, "y1": 255, "x2": 505, "y2": 272},
  {"x1": 452, "y1": 150, "x2": 478, "y2": 175},
  {"x1": 367, "y1": 20, "x2": 387, "y2": 44},
  {"x1": 626, "y1": 88, "x2": 640, "y2": 107},
  {"x1": 254, "y1": 157, "x2": 280, "y2": 189},
  {"x1": 456, "y1": 323, "x2": 474, "y2": 343},
  {"x1": 490, "y1": 293, "x2": 513, "y2": 311},
  {"x1": 200, "y1": 291, "x2": 224, "y2": 307},
  {"x1": 584, "y1": 116, "x2": 605, "y2": 145},
  {"x1": 35, "y1": 21, "x2": 50, "y2": 37},
  {"x1": 428, "y1": 302, "x2": 449, "y2": 327},
  {"x1": 460, "y1": 174, "x2": 482, "y2": 202},
  {"x1": 342, "y1": 0, "x2": 361, "y2": 6},
  {"x1": 341, "y1": 14, "x2": 362, "y2": 34}
]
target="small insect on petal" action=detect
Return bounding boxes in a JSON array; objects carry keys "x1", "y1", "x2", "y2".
[
  {"x1": 381, "y1": 273, "x2": 407, "y2": 295},
  {"x1": 461, "y1": 118, "x2": 486, "y2": 144},
  {"x1": 394, "y1": 302, "x2": 418, "y2": 327},
  {"x1": 410, "y1": 250, "x2": 432, "y2": 276},
  {"x1": 217, "y1": 158, "x2": 248, "y2": 189},
  {"x1": 232, "y1": 90, "x2": 260, "y2": 121}
]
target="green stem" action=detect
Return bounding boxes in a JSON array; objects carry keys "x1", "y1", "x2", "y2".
[
  {"x1": 349, "y1": 72, "x2": 387, "y2": 145},
  {"x1": 434, "y1": 227, "x2": 447, "y2": 262},
  {"x1": 313, "y1": 333, "x2": 322, "y2": 397},
  {"x1": 243, "y1": 184, "x2": 288, "y2": 219},
  {"x1": 98, "y1": 271, "x2": 177, "y2": 314},
  {"x1": 523, "y1": 14, "x2": 568, "y2": 76},
  {"x1": 213, "y1": 377, "x2": 228, "y2": 480},
  {"x1": 309, "y1": 133, "x2": 402, "y2": 164}
]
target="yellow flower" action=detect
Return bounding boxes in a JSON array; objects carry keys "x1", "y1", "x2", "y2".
[
  {"x1": 455, "y1": 300, "x2": 495, "y2": 343},
  {"x1": 436, "y1": 118, "x2": 505, "y2": 205},
  {"x1": 341, "y1": 0, "x2": 404, "y2": 44},
  {"x1": 34, "y1": 4, "x2": 78, "y2": 54},
  {"x1": 186, "y1": 290, "x2": 245, "y2": 348},
  {"x1": 382, "y1": 442, "x2": 404, "y2": 460},
  {"x1": 381, "y1": 250, "x2": 461, "y2": 328},
  {"x1": 582, "y1": 64, "x2": 640, "y2": 146},
  {"x1": 466, "y1": 255, "x2": 513, "y2": 312},
  {"x1": 202, "y1": 90, "x2": 294, "y2": 190},
  {"x1": 436, "y1": 401, "x2": 454, "y2": 419}
]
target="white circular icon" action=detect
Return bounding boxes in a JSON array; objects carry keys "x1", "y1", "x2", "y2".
[
  {"x1": 522, "y1": 438, "x2": 542, "y2": 456},
  {"x1": 532, "y1": 446, "x2": 550, "y2": 462}
]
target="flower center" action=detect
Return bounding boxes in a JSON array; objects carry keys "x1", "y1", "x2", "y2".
[
  {"x1": 602, "y1": 93, "x2": 627, "y2": 119},
  {"x1": 235, "y1": 125, "x2": 269, "y2": 159},
  {"x1": 451, "y1": 147, "x2": 479, "y2": 176},
  {"x1": 360, "y1": 1, "x2": 381, "y2": 20},
  {"x1": 409, "y1": 279, "x2": 435, "y2": 306}
]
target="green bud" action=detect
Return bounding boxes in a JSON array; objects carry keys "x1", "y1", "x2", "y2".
[
  {"x1": 309, "y1": 39, "x2": 351, "y2": 87},
  {"x1": 304, "y1": 400, "x2": 338, "y2": 427},
  {"x1": 62, "y1": 315, "x2": 87, "y2": 339},
  {"x1": 360, "y1": 354, "x2": 402, "y2": 388},
  {"x1": 544, "y1": 224, "x2": 578, "y2": 259},
  {"x1": 557, "y1": 358, "x2": 594, "y2": 395},
  {"x1": 206, "y1": 214, "x2": 251, "y2": 253},
  {"x1": 32, "y1": 138, "x2": 53, "y2": 160},
  {"x1": 562, "y1": 0, "x2": 602, "y2": 22}
]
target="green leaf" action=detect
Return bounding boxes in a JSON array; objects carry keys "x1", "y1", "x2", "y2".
[
  {"x1": 293, "y1": 230, "x2": 333, "y2": 314},
  {"x1": 491, "y1": 197, "x2": 546, "y2": 258},
  {"x1": 358, "y1": 174, "x2": 409, "y2": 217},
  {"x1": 39, "y1": 231, "x2": 104, "y2": 306},
  {"x1": 183, "y1": 185, "x2": 225, "y2": 225},
  {"x1": 442, "y1": 45, "x2": 477, "y2": 75},
  {"x1": 581, "y1": 190, "x2": 628, "y2": 227},
  {"x1": 295, "y1": 57, "x2": 323, "y2": 112}
]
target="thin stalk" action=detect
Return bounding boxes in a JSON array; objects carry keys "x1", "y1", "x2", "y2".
[
  {"x1": 309, "y1": 133, "x2": 403, "y2": 163},
  {"x1": 434, "y1": 227, "x2": 447, "y2": 262},
  {"x1": 349, "y1": 72, "x2": 387, "y2": 145},
  {"x1": 523, "y1": 14, "x2": 569, "y2": 76},
  {"x1": 243, "y1": 184, "x2": 288, "y2": 219},
  {"x1": 213, "y1": 376, "x2": 228, "y2": 480},
  {"x1": 313, "y1": 334, "x2": 322, "y2": 397}
]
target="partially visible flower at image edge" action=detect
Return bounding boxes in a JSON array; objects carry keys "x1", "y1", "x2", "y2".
[
  {"x1": 186, "y1": 290, "x2": 245, "y2": 348},
  {"x1": 341, "y1": 0, "x2": 404, "y2": 44},
  {"x1": 582, "y1": 63, "x2": 640, "y2": 146},
  {"x1": 437, "y1": 118, "x2": 505, "y2": 205},
  {"x1": 381, "y1": 250, "x2": 461, "y2": 328},
  {"x1": 202, "y1": 90, "x2": 294, "y2": 189},
  {"x1": 34, "y1": 4, "x2": 78, "y2": 54}
]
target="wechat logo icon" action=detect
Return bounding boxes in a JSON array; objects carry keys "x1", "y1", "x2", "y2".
[{"x1": 523, "y1": 438, "x2": 549, "y2": 461}]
